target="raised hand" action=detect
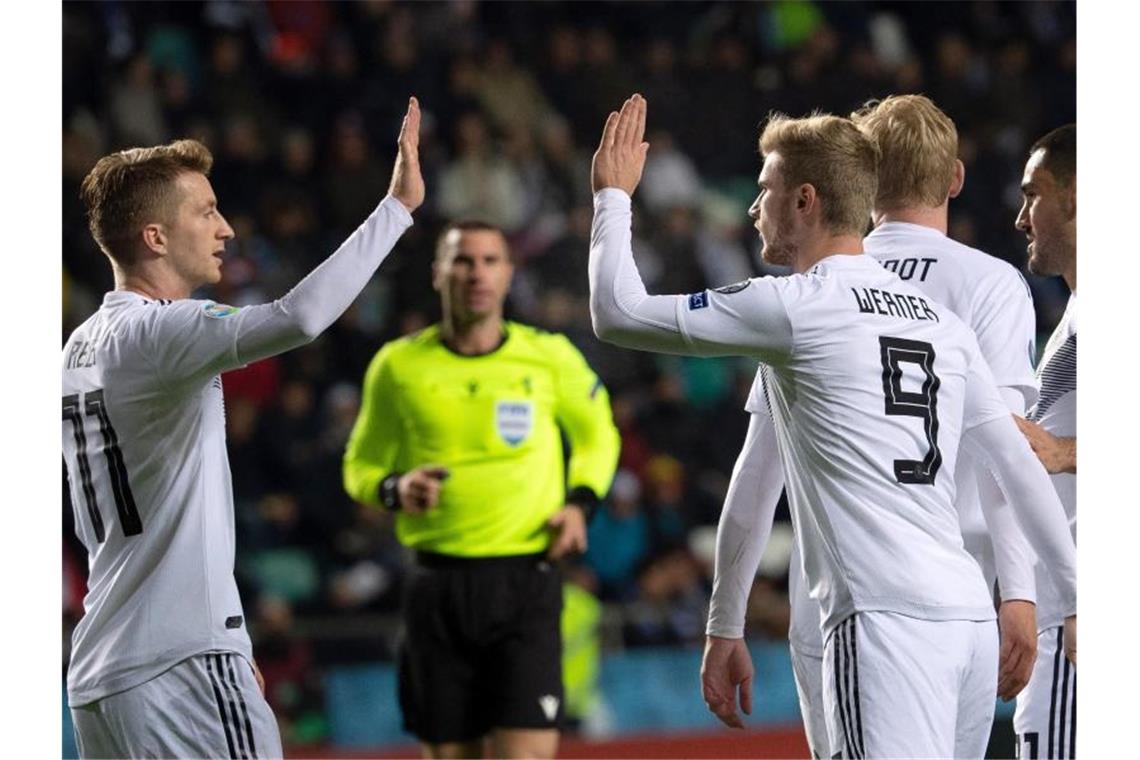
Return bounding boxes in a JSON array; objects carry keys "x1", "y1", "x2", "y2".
[
  {"x1": 388, "y1": 96, "x2": 425, "y2": 213},
  {"x1": 591, "y1": 93, "x2": 650, "y2": 195}
]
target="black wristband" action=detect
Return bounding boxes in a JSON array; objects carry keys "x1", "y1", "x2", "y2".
[
  {"x1": 565, "y1": 486, "x2": 601, "y2": 523},
  {"x1": 379, "y1": 473, "x2": 404, "y2": 512}
]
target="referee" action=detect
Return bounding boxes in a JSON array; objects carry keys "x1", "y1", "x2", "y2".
[{"x1": 343, "y1": 220, "x2": 620, "y2": 759}]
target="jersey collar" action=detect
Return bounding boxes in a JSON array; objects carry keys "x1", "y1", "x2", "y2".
[{"x1": 866, "y1": 221, "x2": 947, "y2": 241}]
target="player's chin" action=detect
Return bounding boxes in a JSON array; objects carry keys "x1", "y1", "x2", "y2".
[{"x1": 760, "y1": 245, "x2": 791, "y2": 268}]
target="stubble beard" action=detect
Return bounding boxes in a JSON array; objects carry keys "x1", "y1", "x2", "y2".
[
  {"x1": 1027, "y1": 238, "x2": 1065, "y2": 278},
  {"x1": 760, "y1": 219, "x2": 797, "y2": 267}
]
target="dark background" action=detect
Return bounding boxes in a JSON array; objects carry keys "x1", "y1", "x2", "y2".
[{"x1": 62, "y1": 1, "x2": 1075, "y2": 752}]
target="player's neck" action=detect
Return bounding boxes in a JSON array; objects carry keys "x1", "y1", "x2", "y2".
[
  {"x1": 792, "y1": 233, "x2": 865, "y2": 274},
  {"x1": 114, "y1": 264, "x2": 192, "y2": 301},
  {"x1": 872, "y1": 205, "x2": 948, "y2": 235},
  {"x1": 441, "y1": 312, "x2": 506, "y2": 355}
]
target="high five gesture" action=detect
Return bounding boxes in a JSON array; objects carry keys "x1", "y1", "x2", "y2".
[
  {"x1": 591, "y1": 94, "x2": 650, "y2": 195},
  {"x1": 389, "y1": 96, "x2": 425, "y2": 213}
]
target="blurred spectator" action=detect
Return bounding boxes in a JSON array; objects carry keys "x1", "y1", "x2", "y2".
[
  {"x1": 109, "y1": 53, "x2": 167, "y2": 146},
  {"x1": 322, "y1": 112, "x2": 391, "y2": 237},
  {"x1": 585, "y1": 470, "x2": 650, "y2": 601},
  {"x1": 640, "y1": 131, "x2": 703, "y2": 214},
  {"x1": 254, "y1": 596, "x2": 328, "y2": 745},
  {"x1": 477, "y1": 38, "x2": 553, "y2": 136},
  {"x1": 438, "y1": 111, "x2": 527, "y2": 230}
]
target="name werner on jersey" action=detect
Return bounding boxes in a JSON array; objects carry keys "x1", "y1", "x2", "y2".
[{"x1": 852, "y1": 287, "x2": 941, "y2": 322}]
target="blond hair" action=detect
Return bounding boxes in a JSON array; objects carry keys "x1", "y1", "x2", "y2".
[
  {"x1": 759, "y1": 112, "x2": 879, "y2": 235},
  {"x1": 851, "y1": 95, "x2": 957, "y2": 211},
  {"x1": 80, "y1": 139, "x2": 214, "y2": 265}
]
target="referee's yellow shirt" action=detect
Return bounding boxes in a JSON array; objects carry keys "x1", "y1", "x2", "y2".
[{"x1": 343, "y1": 322, "x2": 620, "y2": 557}]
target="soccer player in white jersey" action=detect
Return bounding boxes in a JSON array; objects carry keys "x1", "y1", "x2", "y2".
[
  {"x1": 587, "y1": 95, "x2": 1076, "y2": 759},
  {"x1": 1010, "y1": 124, "x2": 1078, "y2": 759},
  {"x1": 62, "y1": 98, "x2": 424, "y2": 758},
  {"x1": 713, "y1": 94, "x2": 1047, "y2": 758}
]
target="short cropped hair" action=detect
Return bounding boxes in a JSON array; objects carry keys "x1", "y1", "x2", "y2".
[
  {"x1": 851, "y1": 94, "x2": 957, "y2": 210},
  {"x1": 759, "y1": 112, "x2": 880, "y2": 235},
  {"x1": 1030, "y1": 124, "x2": 1076, "y2": 187},
  {"x1": 80, "y1": 139, "x2": 214, "y2": 266},
  {"x1": 434, "y1": 220, "x2": 510, "y2": 262}
]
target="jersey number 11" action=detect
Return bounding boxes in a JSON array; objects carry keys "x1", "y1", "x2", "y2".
[{"x1": 63, "y1": 389, "x2": 142, "y2": 542}]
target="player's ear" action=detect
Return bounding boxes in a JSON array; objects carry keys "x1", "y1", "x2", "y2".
[
  {"x1": 948, "y1": 159, "x2": 965, "y2": 200},
  {"x1": 141, "y1": 224, "x2": 167, "y2": 257},
  {"x1": 797, "y1": 183, "x2": 816, "y2": 215}
]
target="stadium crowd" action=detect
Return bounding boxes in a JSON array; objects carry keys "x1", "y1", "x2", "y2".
[{"x1": 62, "y1": 0, "x2": 1075, "y2": 746}]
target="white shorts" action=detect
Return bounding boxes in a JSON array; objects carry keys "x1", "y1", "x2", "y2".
[
  {"x1": 790, "y1": 644, "x2": 830, "y2": 760},
  {"x1": 822, "y1": 612, "x2": 998, "y2": 759},
  {"x1": 1013, "y1": 626, "x2": 1076, "y2": 759},
  {"x1": 71, "y1": 652, "x2": 282, "y2": 759}
]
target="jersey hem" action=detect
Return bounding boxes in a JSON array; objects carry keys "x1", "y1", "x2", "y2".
[{"x1": 67, "y1": 641, "x2": 253, "y2": 707}]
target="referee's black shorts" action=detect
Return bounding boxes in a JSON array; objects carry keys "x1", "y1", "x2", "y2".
[{"x1": 397, "y1": 551, "x2": 564, "y2": 743}]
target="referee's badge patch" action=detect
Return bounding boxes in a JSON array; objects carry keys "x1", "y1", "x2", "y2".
[
  {"x1": 495, "y1": 400, "x2": 533, "y2": 446},
  {"x1": 203, "y1": 302, "x2": 240, "y2": 318}
]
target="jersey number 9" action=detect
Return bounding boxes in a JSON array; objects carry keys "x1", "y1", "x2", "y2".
[{"x1": 878, "y1": 336, "x2": 942, "y2": 485}]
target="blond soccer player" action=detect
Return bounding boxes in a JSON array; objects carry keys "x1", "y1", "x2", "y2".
[
  {"x1": 588, "y1": 95, "x2": 1076, "y2": 759},
  {"x1": 64, "y1": 100, "x2": 424, "y2": 759}
]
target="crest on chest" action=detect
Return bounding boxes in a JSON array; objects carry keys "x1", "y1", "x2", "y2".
[{"x1": 495, "y1": 400, "x2": 534, "y2": 446}]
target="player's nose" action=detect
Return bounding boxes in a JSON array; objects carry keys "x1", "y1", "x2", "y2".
[
  {"x1": 1014, "y1": 204, "x2": 1030, "y2": 233},
  {"x1": 747, "y1": 196, "x2": 761, "y2": 221},
  {"x1": 218, "y1": 213, "x2": 236, "y2": 240}
]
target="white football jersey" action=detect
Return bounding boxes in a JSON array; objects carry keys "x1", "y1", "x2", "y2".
[
  {"x1": 590, "y1": 188, "x2": 1072, "y2": 645},
  {"x1": 866, "y1": 222, "x2": 1038, "y2": 587},
  {"x1": 63, "y1": 195, "x2": 412, "y2": 706},
  {"x1": 1028, "y1": 294, "x2": 1076, "y2": 630},
  {"x1": 786, "y1": 222, "x2": 1039, "y2": 655},
  {"x1": 744, "y1": 256, "x2": 1004, "y2": 634},
  {"x1": 63, "y1": 294, "x2": 255, "y2": 706}
]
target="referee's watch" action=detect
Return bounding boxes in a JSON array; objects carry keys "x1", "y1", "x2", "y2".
[
  {"x1": 565, "y1": 486, "x2": 601, "y2": 523},
  {"x1": 379, "y1": 473, "x2": 404, "y2": 512}
]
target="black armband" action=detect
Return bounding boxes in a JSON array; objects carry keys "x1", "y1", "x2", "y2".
[
  {"x1": 565, "y1": 486, "x2": 601, "y2": 523},
  {"x1": 379, "y1": 473, "x2": 404, "y2": 512}
]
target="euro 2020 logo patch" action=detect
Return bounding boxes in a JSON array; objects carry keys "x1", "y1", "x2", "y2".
[
  {"x1": 495, "y1": 400, "x2": 534, "y2": 446},
  {"x1": 203, "y1": 302, "x2": 241, "y2": 319}
]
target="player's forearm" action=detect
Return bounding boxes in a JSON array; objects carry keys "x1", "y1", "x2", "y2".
[
  {"x1": 976, "y1": 468, "x2": 1036, "y2": 603},
  {"x1": 235, "y1": 196, "x2": 413, "y2": 364},
  {"x1": 966, "y1": 416, "x2": 1077, "y2": 614},
  {"x1": 589, "y1": 190, "x2": 792, "y2": 359},
  {"x1": 707, "y1": 414, "x2": 784, "y2": 638},
  {"x1": 588, "y1": 188, "x2": 689, "y2": 352}
]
